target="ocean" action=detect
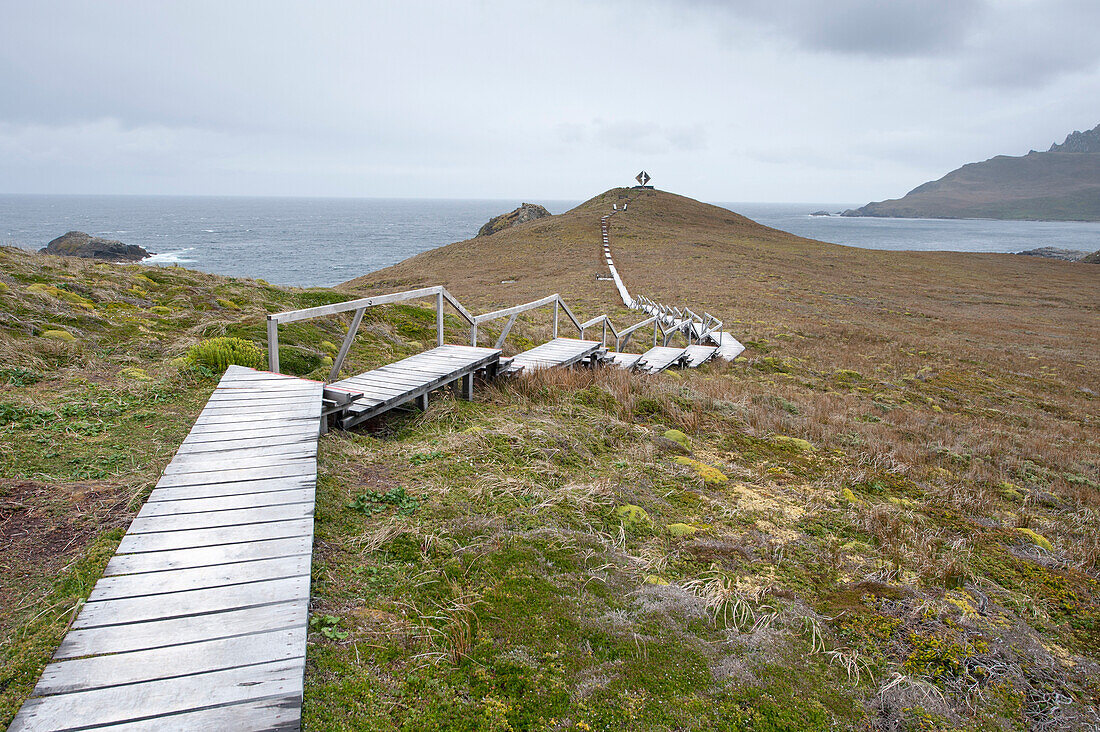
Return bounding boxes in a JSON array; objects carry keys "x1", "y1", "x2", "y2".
[{"x1": 2, "y1": 195, "x2": 1098, "y2": 288}]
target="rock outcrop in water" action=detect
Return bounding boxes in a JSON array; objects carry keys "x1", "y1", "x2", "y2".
[
  {"x1": 477, "y1": 203, "x2": 551, "y2": 237},
  {"x1": 1016, "y1": 247, "x2": 1091, "y2": 262},
  {"x1": 40, "y1": 231, "x2": 151, "y2": 261},
  {"x1": 843, "y1": 123, "x2": 1100, "y2": 222}
]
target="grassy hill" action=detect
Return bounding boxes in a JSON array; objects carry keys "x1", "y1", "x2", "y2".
[
  {"x1": 843, "y1": 151, "x2": 1100, "y2": 221},
  {"x1": 2, "y1": 189, "x2": 1099, "y2": 730}
]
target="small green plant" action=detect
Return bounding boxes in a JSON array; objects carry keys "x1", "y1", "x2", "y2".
[
  {"x1": 347, "y1": 486, "x2": 420, "y2": 516},
  {"x1": 0, "y1": 368, "x2": 41, "y2": 386},
  {"x1": 410, "y1": 450, "x2": 444, "y2": 466},
  {"x1": 185, "y1": 337, "x2": 264, "y2": 373},
  {"x1": 309, "y1": 614, "x2": 348, "y2": 640}
]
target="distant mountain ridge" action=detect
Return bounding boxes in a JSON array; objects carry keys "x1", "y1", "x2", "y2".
[
  {"x1": 844, "y1": 123, "x2": 1100, "y2": 221},
  {"x1": 1049, "y1": 124, "x2": 1100, "y2": 153}
]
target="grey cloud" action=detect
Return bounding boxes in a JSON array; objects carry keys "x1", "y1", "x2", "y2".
[{"x1": 666, "y1": 0, "x2": 983, "y2": 58}]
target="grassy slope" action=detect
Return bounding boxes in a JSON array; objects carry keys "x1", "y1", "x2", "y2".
[{"x1": 1, "y1": 186, "x2": 1098, "y2": 731}]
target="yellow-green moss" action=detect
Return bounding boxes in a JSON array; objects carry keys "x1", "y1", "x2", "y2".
[
  {"x1": 149, "y1": 305, "x2": 172, "y2": 315},
  {"x1": 0, "y1": 281, "x2": 9, "y2": 294},
  {"x1": 834, "y1": 368, "x2": 863, "y2": 383},
  {"x1": 666, "y1": 522, "x2": 697, "y2": 537},
  {"x1": 673, "y1": 456, "x2": 728, "y2": 484},
  {"x1": 216, "y1": 298, "x2": 240, "y2": 310},
  {"x1": 119, "y1": 367, "x2": 152, "y2": 381},
  {"x1": 998, "y1": 481, "x2": 1024, "y2": 502},
  {"x1": 643, "y1": 575, "x2": 670, "y2": 586},
  {"x1": 841, "y1": 488, "x2": 863, "y2": 506},
  {"x1": 611, "y1": 504, "x2": 652, "y2": 531},
  {"x1": 27, "y1": 283, "x2": 93, "y2": 308},
  {"x1": 1015, "y1": 527, "x2": 1053, "y2": 552},
  {"x1": 773, "y1": 435, "x2": 814, "y2": 452},
  {"x1": 40, "y1": 329, "x2": 76, "y2": 341},
  {"x1": 663, "y1": 429, "x2": 691, "y2": 450}
]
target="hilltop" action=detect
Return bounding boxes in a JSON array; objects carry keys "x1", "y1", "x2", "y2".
[
  {"x1": 2, "y1": 189, "x2": 1099, "y2": 730},
  {"x1": 844, "y1": 124, "x2": 1100, "y2": 221}
]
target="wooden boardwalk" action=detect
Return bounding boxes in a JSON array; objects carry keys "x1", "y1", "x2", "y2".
[
  {"x1": 637, "y1": 346, "x2": 687, "y2": 374},
  {"x1": 599, "y1": 208, "x2": 746, "y2": 361},
  {"x1": 330, "y1": 344, "x2": 501, "y2": 429},
  {"x1": 682, "y1": 344, "x2": 718, "y2": 368},
  {"x1": 604, "y1": 351, "x2": 643, "y2": 370},
  {"x1": 503, "y1": 337, "x2": 603, "y2": 374},
  {"x1": 9, "y1": 365, "x2": 323, "y2": 732}
]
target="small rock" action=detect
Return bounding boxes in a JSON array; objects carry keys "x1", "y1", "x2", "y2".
[{"x1": 653, "y1": 436, "x2": 690, "y2": 455}]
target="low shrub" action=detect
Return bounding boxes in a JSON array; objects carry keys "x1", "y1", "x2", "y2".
[{"x1": 186, "y1": 337, "x2": 264, "y2": 373}]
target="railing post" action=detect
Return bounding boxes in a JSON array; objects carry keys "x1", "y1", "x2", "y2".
[
  {"x1": 436, "y1": 290, "x2": 444, "y2": 346},
  {"x1": 602, "y1": 319, "x2": 608, "y2": 347},
  {"x1": 267, "y1": 317, "x2": 280, "y2": 373},
  {"x1": 329, "y1": 307, "x2": 366, "y2": 383},
  {"x1": 553, "y1": 300, "x2": 559, "y2": 338},
  {"x1": 470, "y1": 322, "x2": 478, "y2": 347}
]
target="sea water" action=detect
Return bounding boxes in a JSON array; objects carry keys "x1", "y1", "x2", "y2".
[{"x1": 2, "y1": 195, "x2": 1098, "y2": 288}]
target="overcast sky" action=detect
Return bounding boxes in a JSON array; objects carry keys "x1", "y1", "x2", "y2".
[{"x1": 1, "y1": 1, "x2": 1097, "y2": 202}]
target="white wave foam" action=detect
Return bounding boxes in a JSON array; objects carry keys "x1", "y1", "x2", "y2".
[{"x1": 145, "y1": 247, "x2": 196, "y2": 264}]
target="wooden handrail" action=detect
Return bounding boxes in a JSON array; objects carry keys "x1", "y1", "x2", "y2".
[{"x1": 267, "y1": 285, "x2": 475, "y2": 377}]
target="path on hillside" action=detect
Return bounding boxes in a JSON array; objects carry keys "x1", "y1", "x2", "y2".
[
  {"x1": 10, "y1": 366, "x2": 322, "y2": 732},
  {"x1": 600, "y1": 207, "x2": 745, "y2": 360}
]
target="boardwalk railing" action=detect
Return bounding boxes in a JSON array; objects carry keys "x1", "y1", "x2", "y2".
[
  {"x1": 578, "y1": 313, "x2": 666, "y2": 352},
  {"x1": 267, "y1": 286, "x2": 475, "y2": 381},
  {"x1": 268, "y1": 287, "x2": 607, "y2": 380},
  {"x1": 472, "y1": 293, "x2": 583, "y2": 348}
]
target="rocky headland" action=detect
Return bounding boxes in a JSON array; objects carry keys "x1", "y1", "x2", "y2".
[
  {"x1": 843, "y1": 123, "x2": 1100, "y2": 221},
  {"x1": 476, "y1": 202, "x2": 551, "y2": 237},
  {"x1": 40, "y1": 231, "x2": 151, "y2": 261}
]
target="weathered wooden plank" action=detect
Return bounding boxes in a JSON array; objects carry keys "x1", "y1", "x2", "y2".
[
  {"x1": 90, "y1": 555, "x2": 312, "y2": 601},
  {"x1": 205, "y1": 388, "x2": 321, "y2": 401},
  {"x1": 173, "y1": 436, "x2": 316, "y2": 456},
  {"x1": 105, "y1": 536, "x2": 313, "y2": 576},
  {"x1": 146, "y1": 476, "x2": 315, "y2": 501},
  {"x1": 51, "y1": 695, "x2": 302, "y2": 732},
  {"x1": 163, "y1": 451, "x2": 315, "y2": 474},
  {"x1": 180, "y1": 423, "x2": 314, "y2": 440},
  {"x1": 155, "y1": 463, "x2": 315, "y2": 488},
  {"x1": 9, "y1": 660, "x2": 304, "y2": 731},
  {"x1": 73, "y1": 576, "x2": 310, "y2": 629},
  {"x1": 194, "y1": 409, "x2": 319, "y2": 424},
  {"x1": 137, "y1": 488, "x2": 315, "y2": 517},
  {"x1": 128, "y1": 503, "x2": 313, "y2": 535},
  {"x1": 36, "y1": 626, "x2": 305, "y2": 696},
  {"x1": 116, "y1": 517, "x2": 314, "y2": 553},
  {"x1": 54, "y1": 601, "x2": 307, "y2": 659}
]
